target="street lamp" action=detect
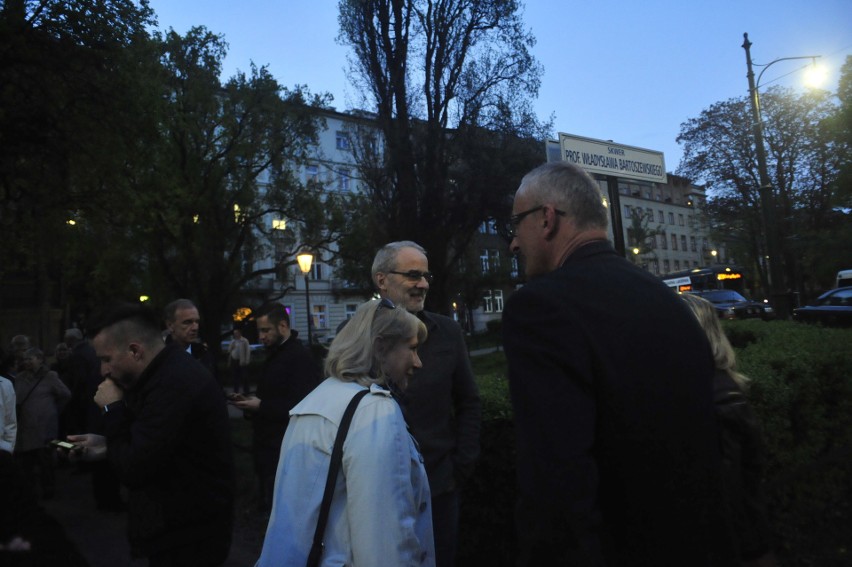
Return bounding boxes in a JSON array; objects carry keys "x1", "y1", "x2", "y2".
[
  {"x1": 742, "y1": 32, "x2": 820, "y2": 318},
  {"x1": 296, "y1": 250, "x2": 314, "y2": 345}
]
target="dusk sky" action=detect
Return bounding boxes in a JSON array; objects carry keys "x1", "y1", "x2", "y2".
[{"x1": 145, "y1": 0, "x2": 851, "y2": 174}]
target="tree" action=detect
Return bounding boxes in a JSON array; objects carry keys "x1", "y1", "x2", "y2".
[
  {"x1": 117, "y1": 27, "x2": 342, "y2": 350},
  {"x1": 0, "y1": 0, "x2": 159, "y2": 343},
  {"x1": 336, "y1": 0, "x2": 549, "y2": 312},
  {"x1": 676, "y1": 86, "x2": 844, "y2": 297}
]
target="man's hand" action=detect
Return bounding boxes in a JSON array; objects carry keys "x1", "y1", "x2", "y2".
[
  {"x1": 94, "y1": 378, "x2": 124, "y2": 409},
  {"x1": 66, "y1": 433, "x2": 107, "y2": 462},
  {"x1": 232, "y1": 395, "x2": 261, "y2": 411}
]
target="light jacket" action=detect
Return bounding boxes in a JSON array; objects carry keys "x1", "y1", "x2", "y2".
[{"x1": 256, "y1": 378, "x2": 435, "y2": 567}]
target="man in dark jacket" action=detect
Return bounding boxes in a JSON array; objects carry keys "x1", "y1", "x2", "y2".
[
  {"x1": 232, "y1": 303, "x2": 320, "y2": 510},
  {"x1": 163, "y1": 298, "x2": 217, "y2": 379},
  {"x1": 69, "y1": 303, "x2": 234, "y2": 566},
  {"x1": 371, "y1": 241, "x2": 482, "y2": 567},
  {"x1": 502, "y1": 161, "x2": 734, "y2": 566}
]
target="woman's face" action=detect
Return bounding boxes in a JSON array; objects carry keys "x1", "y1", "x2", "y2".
[{"x1": 381, "y1": 336, "x2": 422, "y2": 391}]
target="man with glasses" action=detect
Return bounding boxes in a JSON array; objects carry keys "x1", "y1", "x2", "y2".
[
  {"x1": 371, "y1": 241, "x2": 481, "y2": 567},
  {"x1": 502, "y1": 162, "x2": 734, "y2": 565}
]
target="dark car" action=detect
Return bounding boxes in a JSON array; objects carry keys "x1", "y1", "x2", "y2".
[
  {"x1": 687, "y1": 290, "x2": 775, "y2": 320},
  {"x1": 793, "y1": 287, "x2": 852, "y2": 328}
]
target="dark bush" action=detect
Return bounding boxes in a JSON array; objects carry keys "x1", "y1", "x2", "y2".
[{"x1": 460, "y1": 322, "x2": 852, "y2": 566}]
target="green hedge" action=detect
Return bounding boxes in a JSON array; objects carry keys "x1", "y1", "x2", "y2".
[{"x1": 459, "y1": 321, "x2": 852, "y2": 566}]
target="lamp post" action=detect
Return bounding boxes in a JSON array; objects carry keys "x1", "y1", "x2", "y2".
[
  {"x1": 296, "y1": 250, "x2": 314, "y2": 345},
  {"x1": 742, "y1": 32, "x2": 820, "y2": 318}
]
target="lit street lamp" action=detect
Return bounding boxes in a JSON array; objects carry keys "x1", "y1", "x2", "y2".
[
  {"x1": 742, "y1": 32, "x2": 820, "y2": 318},
  {"x1": 296, "y1": 250, "x2": 314, "y2": 345}
]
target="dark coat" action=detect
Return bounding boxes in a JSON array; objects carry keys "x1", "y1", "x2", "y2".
[
  {"x1": 252, "y1": 332, "x2": 321, "y2": 476},
  {"x1": 502, "y1": 240, "x2": 734, "y2": 566},
  {"x1": 102, "y1": 343, "x2": 234, "y2": 559},
  {"x1": 396, "y1": 311, "x2": 481, "y2": 496},
  {"x1": 714, "y1": 370, "x2": 772, "y2": 561}
]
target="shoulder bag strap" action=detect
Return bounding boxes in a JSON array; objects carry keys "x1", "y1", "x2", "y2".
[{"x1": 306, "y1": 388, "x2": 370, "y2": 567}]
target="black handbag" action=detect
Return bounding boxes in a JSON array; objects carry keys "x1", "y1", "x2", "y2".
[{"x1": 306, "y1": 388, "x2": 370, "y2": 567}]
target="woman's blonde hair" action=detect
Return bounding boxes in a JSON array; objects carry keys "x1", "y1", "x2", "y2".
[
  {"x1": 681, "y1": 293, "x2": 749, "y2": 388},
  {"x1": 325, "y1": 299, "x2": 427, "y2": 387}
]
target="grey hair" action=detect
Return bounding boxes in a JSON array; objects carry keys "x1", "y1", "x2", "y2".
[
  {"x1": 519, "y1": 162, "x2": 608, "y2": 231},
  {"x1": 371, "y1": 241, "x2": 427, "y2": 282},
  {"x1": 325, "y1": 299, "x2": 427, "y2": 387},
  {"x1": 163, "y1": 299, "x2": 197, "y2": 323}
]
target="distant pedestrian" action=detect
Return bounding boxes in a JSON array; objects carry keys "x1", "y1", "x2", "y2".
[
  {"x1": 227, "y1": 327, "x2": 251, "y2": 394},
  {"x1": 232, "y1": 303, "x2": 320, "y2": 511},
  {"x1": 14, "y1": 348, "x2": 70, "y2": 499},
  {"x1": 163, "y1": 298, "x2": 217, "y2": 379},
  {"x1": 0, "y1": 358, "x2": 16, "y2": 453}
]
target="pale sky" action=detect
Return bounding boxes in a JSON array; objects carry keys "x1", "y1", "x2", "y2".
[{"x1": 145, "y1": 0, "x2": 851, "y2": 173}]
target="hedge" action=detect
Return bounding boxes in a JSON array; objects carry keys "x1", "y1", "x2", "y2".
[{"x1": 458, "y1": 321, "x2": 852, "y2": 566}]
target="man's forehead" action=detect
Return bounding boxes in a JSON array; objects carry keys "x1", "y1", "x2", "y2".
[
  {"x1": 175, "y1": 307, "x2": 199, "y2": 322},
  {"x1": 394, "y1": 247, "x2": 428, "y2": 268}
]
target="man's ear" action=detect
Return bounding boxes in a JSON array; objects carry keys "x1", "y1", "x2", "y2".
[{"x1": 374, "y1": 273, "x2": 387, "y2": 292}]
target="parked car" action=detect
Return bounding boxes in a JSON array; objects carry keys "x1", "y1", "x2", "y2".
[
  {"x1": 686, "y1": 290, "x2": 775, "y2": 320},
  {"x1": 793, "y1": 287, "x2": 852, "y2": 328}
]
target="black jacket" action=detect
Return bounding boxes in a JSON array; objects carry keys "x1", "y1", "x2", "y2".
[
  {"x1": 102, "y1": 343, "x2": 234, "y2": 558},
  {"x1": 252, "y1": 332, "x2": 321, "y2": 475},
  {"x1": 503, "y1": 240, "x2": 735, "y2": 566}
]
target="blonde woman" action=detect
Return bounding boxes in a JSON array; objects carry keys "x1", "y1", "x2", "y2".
[
  {"x1": 256, "y1": 298, "x2": 435, "y2": 567},
  {"x1": 681, "y1": 293, "x2": 775, "y2": 567}
]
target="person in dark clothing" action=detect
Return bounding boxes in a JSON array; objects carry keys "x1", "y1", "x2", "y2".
[
  {"x1": 68, "y1": 303, "x2": 234, "y2": 566},
  {"x1": 64, "y1": 328, "x2": 124, "y2": 512},
  {"x1": 502, "y1": 161, "x2": 735, "y2": 566},
  {"x1": 163, "y1": 299, "x2": 217, "y2": 379},
  {"x1": 0, "y1": 450, "x2": 89, "y2": 566},
  {"x1": 231, "y1": 303, "x2": 320, "y2": 511},
  {"x1": 682, "y1": 293, "x2": 776, "y2": 566},
  {"x1": 370, "y1": 241, "x2": 482, "y2": 567}
]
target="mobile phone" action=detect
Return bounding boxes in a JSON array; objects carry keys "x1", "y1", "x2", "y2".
[{"x1": 50, "y1": 440, "x2": 81, "y2": 451}]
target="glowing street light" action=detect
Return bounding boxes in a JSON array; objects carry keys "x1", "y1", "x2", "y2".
[{"x1": 297, "y1": 250, "x2": 314, "y2": 345}]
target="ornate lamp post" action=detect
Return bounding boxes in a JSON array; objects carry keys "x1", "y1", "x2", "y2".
[
  {"x1": 296, "y1": 250, "x2": 314, "y2": 345},
  {"x1": 742, "y1": 32, "x2": 820, "y2": 317}
]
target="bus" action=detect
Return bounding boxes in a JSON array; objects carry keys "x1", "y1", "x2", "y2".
[{"x1": 662, "y1": 265, "x2": 746, "y2": 294}]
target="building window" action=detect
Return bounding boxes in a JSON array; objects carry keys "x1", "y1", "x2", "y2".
[
  {"x1": 312, "y1": 304, "x2": 328, "y2": 330},
  {"x1": 311, "y1": 262, "x2": 324, "y2": 280},
  {"x1": 483, "y1": 290, "x2": 504, "y2": 313},
  {"x1": 660, "y1": 232, "x2": 667, "y2": 250},
  {"x1": 671, "y1": 234, "x2": 678, "y2": 250},
  {"x1": 305, "y1": 164, "x2": 319, "y2": 182},
  {"x1": 668, "y1": 212, "x2": 674, "y2": 224},
  {"x1": 680, "y1": 235, "x2": 687, "y2": 251},
  {"x1": 646, "y1": 207, "x2": 654, "y2": 220},
  {"x1": 690, "y1": 236, "x2": 697, "y2": 251},
  {"x1": 678, "y1": 214, "x2": 684, "y2": 226},
  {"x1": 345, "y1": 304, "x2": 358, "y2": 320},
  {"x1": 663, "y1": 259, "x2": 670, "y2": 272},
  {"x1": 481, "y1": 249, "x2": 500, "y2": 274},
  {"x1": 624, "y1": 205, "x2": 632, "y2": 218},
  {"x1": 674, "y1": 260, "x2": 681, "y2": 270},
  {"x1": 335, "y1": 131, "x2": 350, "y2": 150},
  {"x1": 653, "y1": 260, "x2": 660, "y2": 275},
  {"x1": 658, "y1": 210, "x2": 664, "y2": 223},
  {"x1": 337, "y1": 168, "x2": 351, "y2": 192}
]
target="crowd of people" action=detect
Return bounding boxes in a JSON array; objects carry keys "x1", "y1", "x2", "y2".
[{"x1": 0, "y1": 161, "x2": 775, "y2": 566}]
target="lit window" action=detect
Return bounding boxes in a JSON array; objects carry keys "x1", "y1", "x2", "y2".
[{"x1": 312, "y1": 305, "x2": 328, "y2": 329}]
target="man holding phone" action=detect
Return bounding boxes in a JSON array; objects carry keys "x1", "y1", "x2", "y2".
[{"x1": 68, "y1": 303, "x2": 234, "y2": 566}]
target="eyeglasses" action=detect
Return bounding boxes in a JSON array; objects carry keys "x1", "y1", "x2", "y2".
[
  {"x1": 387, "y1": 270, "x2": 434, "y2": 283},
  {"x1": 504, "y1": 205, "x2": 566, "y2": 238}
]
